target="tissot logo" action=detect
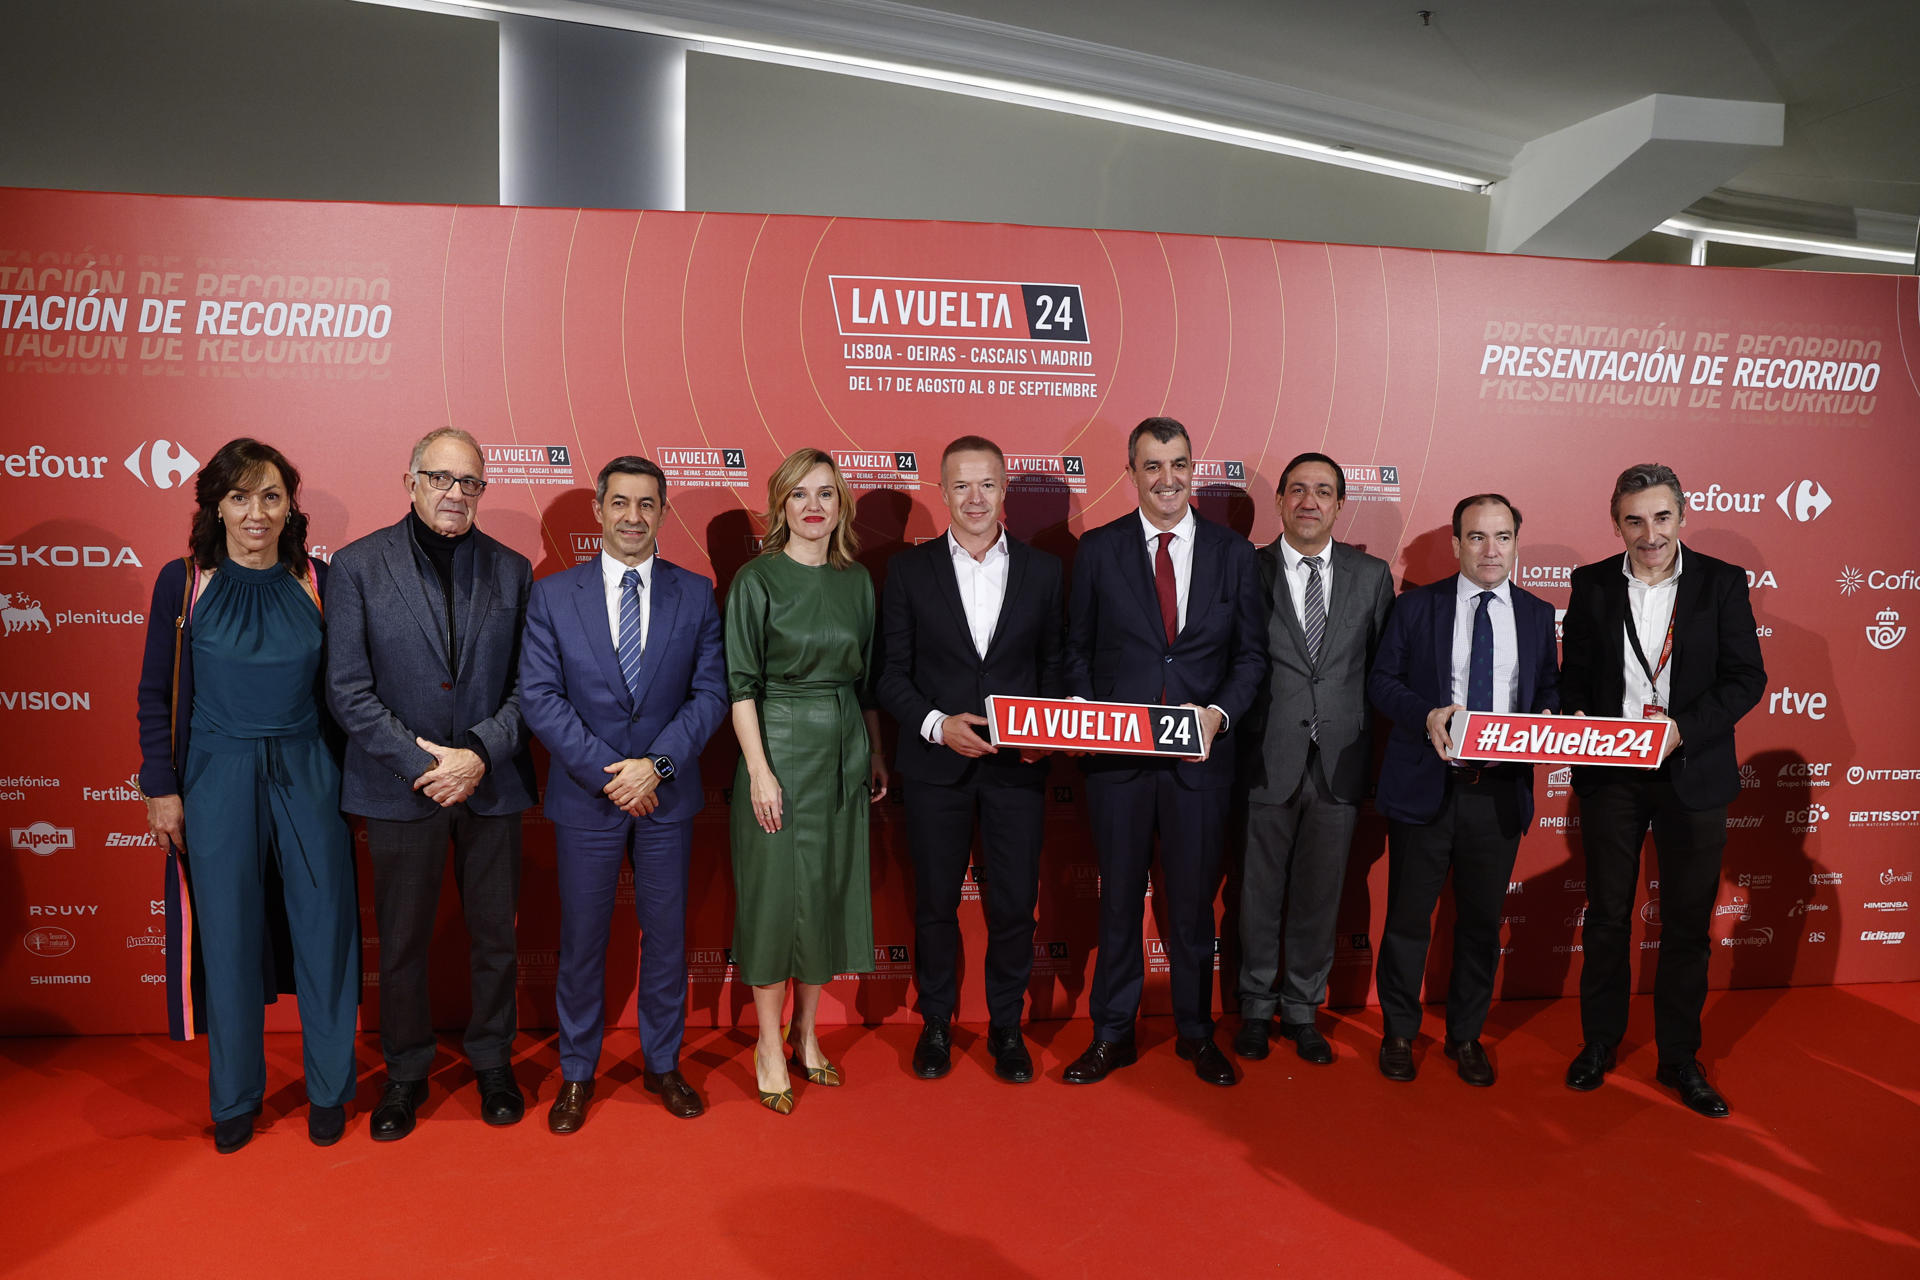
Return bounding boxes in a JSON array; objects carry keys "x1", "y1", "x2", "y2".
[
  {"x1": 1776, "y1": 478, "x2": 1832, "y2": 522},
  {"x1": 10, "y1": 821, "x2": 74, "y2": 854},
  {"x1": 124, "y1": 438, "x2": 201, "y2": 490}
]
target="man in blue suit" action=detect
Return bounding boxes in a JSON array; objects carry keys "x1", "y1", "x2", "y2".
[
  {"x1": 1367, "y1": 493, "x2": 1559, "y2": 1086},
  {"x1": 328, "y1": 427, "x2": 538, "y2": 1140},
  {"x1": 520, "y1": 456, "x2": 727, "y2": 1133},
  {"x1": 1061, "y1": 417, "x2": 1266, "y2": 1087}
]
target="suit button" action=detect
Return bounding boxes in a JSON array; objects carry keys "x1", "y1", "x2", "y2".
[
  {"x1": 1164, "y1": 655, "x2": 1173, "y2": 664},
  {"x1": 631, "y1": 713, "x2": 641, "y2": 723},
  {"x1": 441, "y1": 682, "x2": 452, "y2": 691}
]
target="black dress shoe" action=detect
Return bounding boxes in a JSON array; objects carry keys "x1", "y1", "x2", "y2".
[
  {"x1": 643, "y1": 1069, "x2": 705, "y2": 1118},
  {"x1": 912, "y1": 1017, "x2": 953, "y2": 1080},
  {"x1": 475, "y1": 1066, "x2": 525, "y2": 1126},
  {"x1": 1656, "y1": 1059, "x2": 1730, "y2": 1118},
  {"x1": 1378, "y1": 1035, "x2": 1416, "y2": 1082},
  {"x1": 547, "y1": 1079, "x2": 594, "y2": 1134},
  {"x1": 213, "y1": 1108, "x2": 260, "y2": 1155},
  {"x1": 1565, "y1": 1041, "x2": 1615, "y2": 1092},
  {"x1": 308, "y1": 1103, "x2": 346, "y2": 1146},
  {"x1": 1278, "y1": 1020, "x2": 1334, "y2": 1065},
  {"x1": 1176, "y1": 1035, "x2": 1237, "y2": 1087},
  {"x1": 369, "y1": 1079, "x2": 428, "y2": 1143},
  {"x1": 1444, "y1": 1038, "x2": 1495, "y2": 1087},
  {"x1": 986, "y1": 1024, "x2": 1034, "y2": 1083},
  {"x1": 1232, "y1": 1017, "x2": 1272, "y2": 1060},
  {"x1": 1062, "y1": 1036, "x2": 1137, "y2": 1084}
]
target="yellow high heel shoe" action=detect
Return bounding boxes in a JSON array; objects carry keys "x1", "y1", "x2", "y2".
[
  {"x1": 755, "y1": 1045, "x2": 795, "y2": 1115},
  {"x1": 788, "y1": 1047, "x2": 843, "y2": 1087}
]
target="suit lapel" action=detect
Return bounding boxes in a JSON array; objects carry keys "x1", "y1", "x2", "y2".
[
  {"x1": 1669, "y1": 550, "x2": 1706, "y2": 688},
  {"x1": 1121, "y1": 515, "x2": 1167, "y2": 639},
  {"x1": 629, "y1": 562, "x2": 681, "y2": 699},
  {"x1": 928, "y1": 535, "x2": 973, "y2": 652},
  {"x1": 454, "y1": 535, "x2": 494, "y2": 677},
  {"x1": 1184, "y1": 516, "x2": 1219, "y2": 643},
  {"x1": 1432, "y1": 581, "x2": 1458, "y2": 696},
  {"x1": 572, "y1": 561, "x2": 633, "y2": 712},
  {"x1": 1319, "y1": 543, "x2": 1363, "y2": 659},
  {"x1": 983, "y1": 534, "x2": 1027, "y2": 659},
  {"x1": 1261, "y1": 542, "x2": 1311, "y2": 665},
  {"x1": 379, "y1": 520, "x2": 447, "y2": 674}
]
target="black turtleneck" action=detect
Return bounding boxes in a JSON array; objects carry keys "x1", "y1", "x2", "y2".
[{"x1": 409, "y1": 507, "x2": 472, "y2": 591}]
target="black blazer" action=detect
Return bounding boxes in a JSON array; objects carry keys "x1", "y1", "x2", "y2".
[
  {"x1": 1064, "y1": 509, "x2": 1266, "y2": 789},
  {"x1": 1368, "y1": 577, "x2": 1561, "y2": 825},
  {"x1": 1559, "y1": 547, "x2": 1766, "y2": 809},
  {"x1": 876, "y1": 531, "x2": 1065, "y2": 786}
]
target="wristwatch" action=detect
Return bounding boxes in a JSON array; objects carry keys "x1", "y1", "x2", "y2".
[{"x1": 652, "y1": 755, "x2": 675, "y2": 781}]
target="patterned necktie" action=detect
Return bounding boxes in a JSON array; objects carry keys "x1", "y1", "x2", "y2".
[
  {"x1": 1154, "y1": 531, "x2": 1179, "y2": 645},
  {"x1": 618, "y1": 567, "x2": 646, "y2": 699},
  {"x1": 1303, "y1": 556, "x2": 1326, "y2": 741},
  {"x1": 1467, "y1": 589, "x2": 1495, "y2": 712}
]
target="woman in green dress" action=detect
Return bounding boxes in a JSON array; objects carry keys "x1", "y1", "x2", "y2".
[{"x1": 727, "y1": 448, "x2": 889, "y2": 1113}]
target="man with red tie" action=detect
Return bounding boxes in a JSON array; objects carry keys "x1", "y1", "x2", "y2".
[{"x1": 1059, "y1": 417, "x2": 1266, "y2": 1086}]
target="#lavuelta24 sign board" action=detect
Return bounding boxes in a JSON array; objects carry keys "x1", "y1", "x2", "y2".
[{"x1": 1, "y1": 184, "x2": 1917, "y2": 1035}]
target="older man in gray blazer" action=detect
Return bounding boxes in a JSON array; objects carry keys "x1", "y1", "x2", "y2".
[
  {"x1": 1234, "y1": 452, "x2": 1394, "y2": 1064},
  {"x1": 326, "y1": 427, "x2": 537, "y2": 1140}
]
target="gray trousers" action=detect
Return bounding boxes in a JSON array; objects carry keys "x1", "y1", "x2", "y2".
[{"x1": 1237, "y1": 750, "x2": 1357, "y2": 1024}]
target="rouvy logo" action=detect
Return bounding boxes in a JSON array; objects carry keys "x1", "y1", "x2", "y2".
[
  {"x1": 1776, "y1": 478, "x2": 1832, "y2": 523},
  {"x1": 124, "y1": 439, "x2": 201, "y2": 490}
]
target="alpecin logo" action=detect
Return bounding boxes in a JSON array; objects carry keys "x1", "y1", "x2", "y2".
[
  {"x1": 1866, "y1": 609, "x2": 1906, "y2": 651},
  {"x1": 10, "y1": 821, "x2": 75, "y2": 855}
]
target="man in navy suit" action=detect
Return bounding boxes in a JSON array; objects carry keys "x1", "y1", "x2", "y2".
[
  {"x1": 520, "y1": 456, "x2": 727, "y2": 1133},
  {"x1": 328, "y1": 427, "x2": 538, "y2": 1140},
  {"x1": 1368, "y1": 494, "x2": 1559, "y2": 1086},
  {"x1": 1060, "y1": 417, "x2": 1266, "y2": 1087}
]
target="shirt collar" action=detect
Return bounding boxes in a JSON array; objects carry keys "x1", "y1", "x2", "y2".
[
  {"x1": 1138, "y1": 506, "x2": 1196, "y2": 546},
  {"x1": 947, "y1": 526, "x2": 1009, "y2": 563},
  {"x1": 601, "y1": 548, "x2": 654, "y2": 587},
  {"x1": 1280, "y1": 537, "x2": 1333, "y2": 573},
  {"x1": 1619, "y1": 542, "x2": 1685, "y2": 587},
  {"x1": 1456, "y1": 573, "x2": 1512, "y2": 607}
]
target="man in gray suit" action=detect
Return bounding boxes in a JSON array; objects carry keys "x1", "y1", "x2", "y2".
[
  {"x1": 326, "y1": 427, "x2": 537, "y2": 1140},
  {"x1": 1234, "y1": 452, "x2": 1394, "y2": 1064}
]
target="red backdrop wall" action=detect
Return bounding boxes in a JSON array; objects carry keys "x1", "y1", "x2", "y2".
[{"x1": 3, "y1": 187, "x2": 1917, "y2": 1036}]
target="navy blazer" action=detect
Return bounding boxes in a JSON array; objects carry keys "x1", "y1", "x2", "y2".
[
  {"x1": 1368, "y1": 576, "x2": 1561, "y2": 825},
  {"x1": 876, "y1": 531, "x2": 1065, "y2": 787},
  {"x1": 1559, "y1": 547, "x2": 1765, "y2": 809},
  {"x1": 519, "y1": 555, "x2": 728, "y2": 831},
  {"x1": 325, "y1": 516, "x2": 537, "y2": 820},
  {"x1": 1064, "y1": 509, "x2": 1265, "y2": 789}
]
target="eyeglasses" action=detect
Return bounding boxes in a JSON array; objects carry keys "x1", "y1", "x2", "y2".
[{"x1": 416, "y1": 470, "x2": 488, "y2": 496}]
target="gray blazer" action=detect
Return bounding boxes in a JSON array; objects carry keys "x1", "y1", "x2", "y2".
[
  {"x1": 1242, "y1": 538, "x2": 1394, "y2": 805},
  {"x1": 325, "y1": 515, "x2": 537, "y2": 820}
]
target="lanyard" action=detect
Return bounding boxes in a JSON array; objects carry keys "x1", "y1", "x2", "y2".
[{"x1": 1624, "y1": 591, "x2": 1676, "y2": 695}]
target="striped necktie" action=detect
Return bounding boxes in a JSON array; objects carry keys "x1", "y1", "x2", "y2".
[
  {"x1": 1303, "y1": 555, "x2": 1325, "y2": 742},
  {"x1": 618, "y1": 567, "x2": 646, "y2": 699}
]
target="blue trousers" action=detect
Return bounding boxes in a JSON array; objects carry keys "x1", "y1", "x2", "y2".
[
  {"x1": 181, "y1": 732, "x2": 358, "y2": 1121},
  {"x1": 553, "y1": 815, "x2": 693, "y2": 1081}
]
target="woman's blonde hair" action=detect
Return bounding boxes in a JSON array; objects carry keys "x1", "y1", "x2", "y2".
[{"x1": 761, "y1": 447, "x2": 859, "y2": 569}]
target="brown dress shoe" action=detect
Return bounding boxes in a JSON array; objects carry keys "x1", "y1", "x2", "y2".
[
  {"x1": 1378, "y1": 1035, "x2": 1416, "y2": 1082},
  {"x1": 643, "y1": 1069, "x2": 705, "y2": 1119},
  {"x1": 1062, "y1": 1036, "x2": 1137, "y2": 1084},
  {"x1": 1176, "y1": 1035, "x2": 1238, "y2": 1087},
  {"x1": 1445, "y1": 1038, "x2": 1496, "y2": 1087},
  {"x1": 547, "y1": 1079, "x2": 594, "y2": 1134}
]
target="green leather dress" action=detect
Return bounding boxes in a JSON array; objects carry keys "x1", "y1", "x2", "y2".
[{"x1": 725, "y1": 551, "x2": 877, "y2": 986}]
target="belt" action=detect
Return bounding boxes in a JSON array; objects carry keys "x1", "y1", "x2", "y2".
[{"x1": 1446, "y1": 762, "x2": 1527, "y2": 787}]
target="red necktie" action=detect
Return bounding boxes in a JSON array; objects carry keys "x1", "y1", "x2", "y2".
[{"x1": 1155, "y1": 531, "x2": 1179, "y2": 644}]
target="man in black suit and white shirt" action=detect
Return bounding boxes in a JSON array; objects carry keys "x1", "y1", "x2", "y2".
[
  {"x1": 877, "y1": 436, "x2": 1065, "y2": 1083},
  {"x1": 1560, "y1": 463, "x2": 1766, "y2": 1117},
  {"x1": 1234, "y1": 452, "x2": 1394, "y2": 1066},
  {"x1": 1060, "y1": 417, "x2": 1266, "y2": 1087}
]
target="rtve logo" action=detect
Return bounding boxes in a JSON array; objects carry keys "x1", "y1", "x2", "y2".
[{"x1": 1767, "y1": 686, "x2": 1828, "y2": 719}]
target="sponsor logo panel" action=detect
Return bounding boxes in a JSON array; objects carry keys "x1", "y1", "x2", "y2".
[
  {"x1": 658, "y1": 446, "x2": 749, "y2": 490},
  {"x1": 482, "y1": 444, "x2": 575, "y2": 486}
]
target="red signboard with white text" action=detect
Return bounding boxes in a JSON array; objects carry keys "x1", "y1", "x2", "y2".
[{"x1": 2, "y1": 185, "x2": 1916, "y2": 1035}]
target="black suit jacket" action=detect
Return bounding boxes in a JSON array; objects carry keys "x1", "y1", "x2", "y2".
[
  {"x1": 1560, "y1": 547, "x2": 1766, "y2": 809},
  {"x1": 1064, "y1": 509, "x2": 1265, "y2": 789},
  {"x1": 1368, "y1": 577, "x2": 1561, "y2": 825},
  {"x1": 876, "y1": 531, "x2": 1065, "y2": 786}
]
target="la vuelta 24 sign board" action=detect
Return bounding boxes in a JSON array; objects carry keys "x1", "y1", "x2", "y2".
[
  {"x1": 987, "y1": 695, "x2": 1206, "y2": 759},
  {"x1": 1449, "y1": 711, "x2": 1673, "y2": 768}
]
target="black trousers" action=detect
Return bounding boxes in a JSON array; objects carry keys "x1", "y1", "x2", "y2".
[
  {"x1": 364, "y1": 806, "x2": 522, "y2": 1080},
  {"x1": 1085, "y1": 768, "x2": 1228, "y2": 1041},
  {"x1": 903, "y1": 771, "x2": 1045, "y2": 1028},
  {"x1": 1376, "y1": 774, "x2": 1526, "y2": 1042},
  {"x1": 1577, "y1": 769, "x2": 1726, "y2": 1065}
]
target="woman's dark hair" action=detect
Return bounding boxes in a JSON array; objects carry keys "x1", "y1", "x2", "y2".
[{"x1": 189, "y1": 437, "x2": 310, "y2": 572}]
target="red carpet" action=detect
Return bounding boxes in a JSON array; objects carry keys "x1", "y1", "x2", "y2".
[{"x1": 4, "y1": 984, "x2": 1917, "y2": 1279}]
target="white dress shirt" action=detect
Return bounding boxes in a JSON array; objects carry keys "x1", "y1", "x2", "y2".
[
  {"x1": 1137, "y1": 506, "x2": 1198, "y2": 630},
  {"x1": 1448, "y1": 574, "x2": 1519, "y2": 713},
  {"x1": 1277, "y1": 537, "x2": 1335, "y2": 633},
  {"x1": 922, "y1": 528, "x2": 1012, "y2": 744},
  {"x1": 1621, "y1": 543, "x2": 1683, "y2": 718},
  {"x1": 600, "y1": 548, "x2": 653, "y2": 653}
]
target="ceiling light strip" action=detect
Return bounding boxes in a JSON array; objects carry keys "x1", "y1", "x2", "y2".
[{"x1": 1658, "y1": 218, "x2": 1915, "y2": 265}]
